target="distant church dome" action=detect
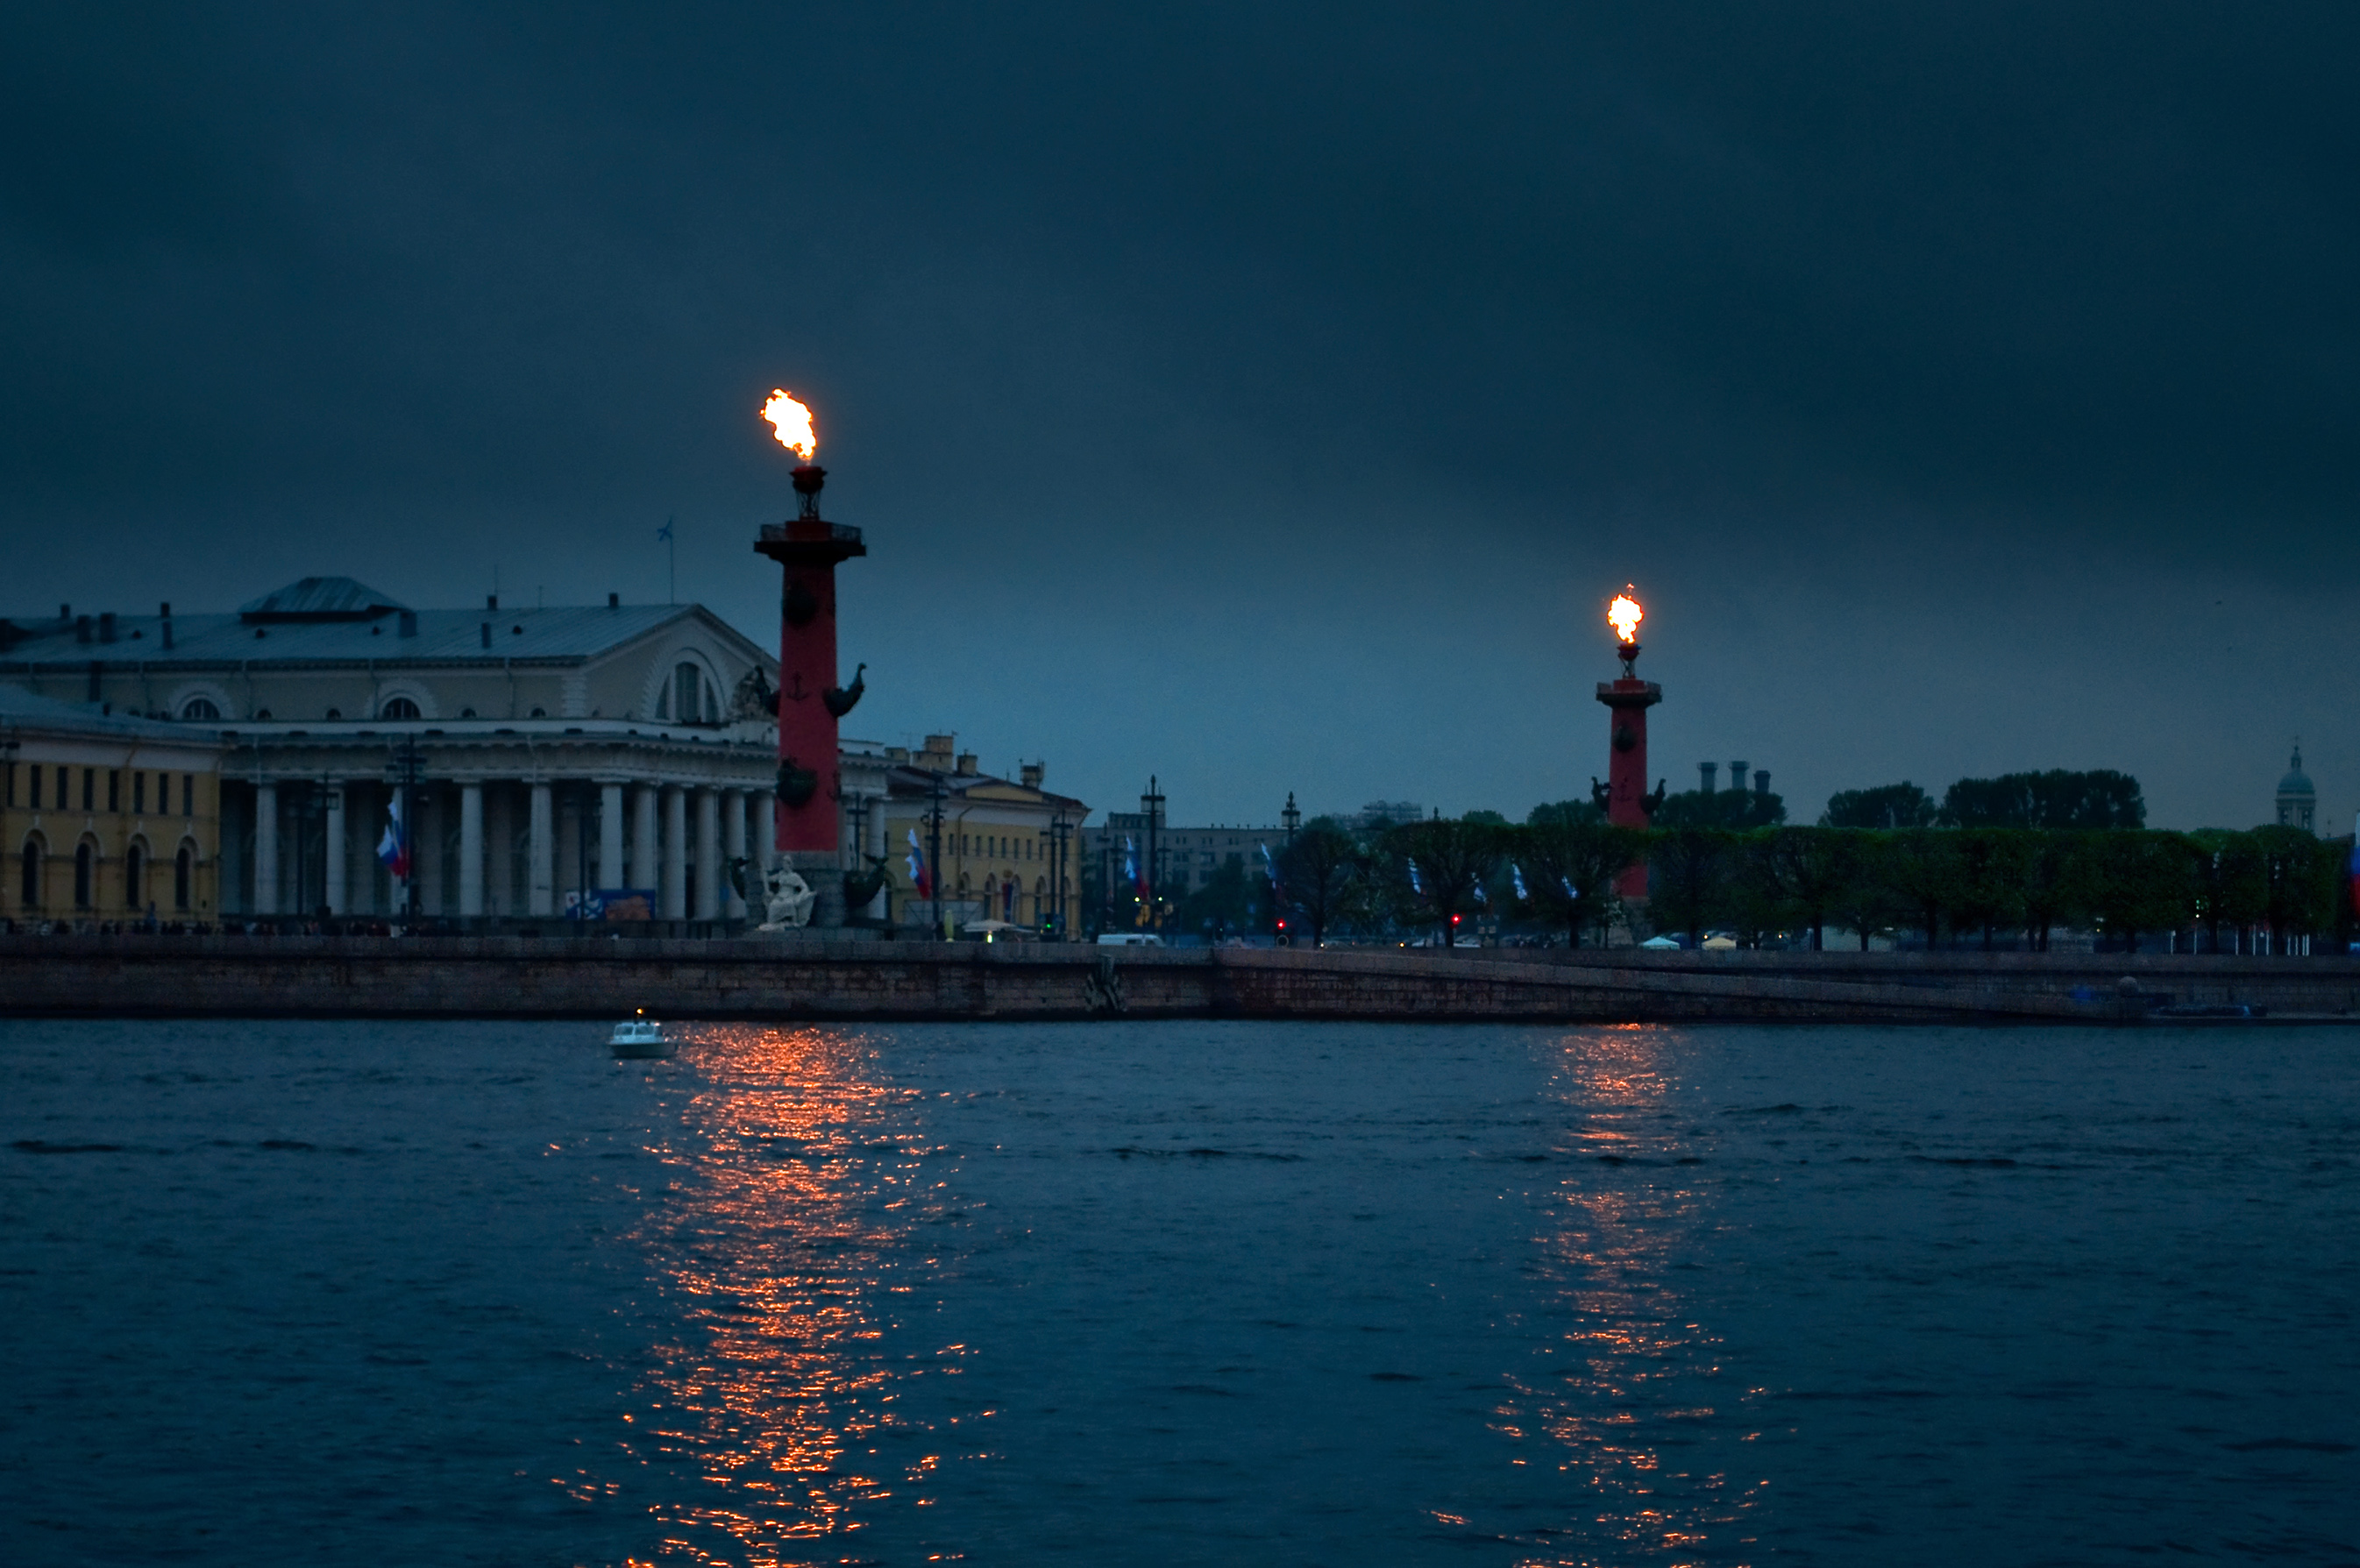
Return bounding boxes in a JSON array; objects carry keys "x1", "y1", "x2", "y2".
[{"x1": 2276, "y1": 744, "x2": 2316, "y2": 832}]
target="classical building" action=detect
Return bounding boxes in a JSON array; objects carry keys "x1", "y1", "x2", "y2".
[
  {"x1": 2, "y1": 685, "x2": 228, "y2": 925},
  {"x1": 878, "y1": 735, "x2": 1087, "y2": 935},
  {"x1": 2276, "y1": 745, "x2": 2316, "y2": 832},
  {"x1": 0, "y1": 578, "x2": 890, "y2": 926}
]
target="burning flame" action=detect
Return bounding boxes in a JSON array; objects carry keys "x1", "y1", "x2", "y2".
[
  {"x1": 1607, "y1": 587, "x2": 1643, "y2": 645},
  {"x1": 761, "y1": 390, "x2": 817, "y2": 461}
]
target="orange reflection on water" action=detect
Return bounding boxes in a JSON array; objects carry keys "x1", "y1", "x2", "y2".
[
  {"x1": 1504, "y1": 1025, "x2": 1763, "y2": 1567},
  {"x1": 620, "y1": 1025, "x2": 942, "y2": 1566}
]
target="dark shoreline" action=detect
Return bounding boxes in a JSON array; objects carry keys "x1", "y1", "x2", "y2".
[{"x1": 7, "y1": 935, "x2": 2357, "y2": 1024}]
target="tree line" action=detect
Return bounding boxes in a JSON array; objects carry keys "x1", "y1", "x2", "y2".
[{"x1": 1256, "y1": 805, "x2": 2349, "y2": 954}]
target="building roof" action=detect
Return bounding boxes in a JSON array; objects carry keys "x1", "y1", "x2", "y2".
[
  {"x1": 0, "y1": 683, "x2": 224, "y2": 745},
  {"x1": 886, "y1": 763, "x2": 1087, "y2": 816},
  {"x1": 2278, "y1": 746, "x2": 2315, "y2": 797},
  {"x1": 237, "y1": 577, "x2": 408, "y2": 621},
  {"x1": 0, "y1": 600, "x2": 763, "y2": 670}
]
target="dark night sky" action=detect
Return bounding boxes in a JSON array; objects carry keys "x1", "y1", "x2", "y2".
[{"x1": 5, "y1": 4, "x2": 2356, "y2": 830}]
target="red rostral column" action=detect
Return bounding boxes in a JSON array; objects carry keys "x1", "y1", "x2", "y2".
[
  {"x1": 1596, "y1": 588, "x2": 1662, "y2": 899},
  {"x1": 752, "y1": 390, "x2": 865, "y2": 926}
]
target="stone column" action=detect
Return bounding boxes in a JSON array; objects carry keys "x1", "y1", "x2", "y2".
[
  {"x1": 694, "y1": 788, "x2": 721, "y2": 921},
  {"x1": 631, "y1": 784, "x2": 659, "y2": 892},
  {"x1": 458, "y1": 782, "x2": 486, "y2": 918},
  {"x1": 485, "y1": 784, "x2": 515, "y2": 917},
  {"x1": 252, "y1": 781, "x2": 279, "y2": 916},
  {"x1": 418, "y1": 789, "x2": 445, "y2": 916},
  {"x1": 346, "y1": 782, "x2": 375, "y2": 916},
  {"x1": 600, "y1": 782, "x2": 625, "y2": 890},
  {"x1": 721, "y1": 788, "x2": 747, "y2": 920},
  {"x1": 529, "y1": 783, "x2": 555, "y2": 917},
  {"x1": 323, "y1": 782, "x2": 346, "y2": 914},
  {"x1": 660, "y1": 785, "x2": 687, "y2": 920}
]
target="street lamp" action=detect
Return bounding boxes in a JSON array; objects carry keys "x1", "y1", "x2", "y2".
[{"x1": 1141, "y1": 776, "x2": 1165, "y2": 932}]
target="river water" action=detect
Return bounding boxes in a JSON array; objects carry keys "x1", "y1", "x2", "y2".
[{"x1": 1, "y1": 1018, "x2": 2354, "y2": 1565}]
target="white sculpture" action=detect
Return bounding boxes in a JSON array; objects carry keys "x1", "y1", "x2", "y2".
[{"x1": 757, "y1": 862, "x2": 817, "y2": 931}]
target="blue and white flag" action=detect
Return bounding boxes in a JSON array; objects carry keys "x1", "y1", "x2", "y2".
[
  {"x1": 1561, "y1": 876, "x2": 1579, "y2": 899},
  {"x1": 1474, "y1": 881, "x2": 1489, "y2": 906},
  {"x1": 1258, "y1": 842, "x2": 1280, "y2": 886},
  {"x1": 1511, "y1": 862, "x2": 1530, "y2": 901},
  {"x1": 1406, "y1": 858, "x2": 1425, "y2": 896}
]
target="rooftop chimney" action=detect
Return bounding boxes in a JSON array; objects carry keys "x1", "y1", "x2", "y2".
[
  {"x1": 98, "y1": 612, "x2": 117, "y2": 644},
  {"x1": 956, "y1": 751, "x2": 979, "y2": 776},
  {"x1": 75, "y1": 614, "x2": 92, "y2": 644},
  {"x1": 1699, "y1": 762, "x2": 1718, "y2": 794},
  {"x1": 398, "y1": 609, "x2": 417, "y2": 638},
  {"x1": 160, "y1": 601, "x2": 174, "y2": 650},
  {"x1": 59, "y1": 603, "x2": 69, "y2": 621},
  {"x1": 487, "y1": 593, "x2": 498, "y2": 611},
  {"x1": 480, "y1": 621, "x2": 492, "y2": 648},
  {"x1": 608, "y1": 592, "x2": 619, "y2": 609},
  {"x1": 1753, "y1": 769, "x2": 1771, "y2": 798},
  {"x1": 1020, "y1": 761, "x2": 1044, "y2": 789},
  {"x1": 1730, "y1": 761, "x2": 1748, "y2": 797}
]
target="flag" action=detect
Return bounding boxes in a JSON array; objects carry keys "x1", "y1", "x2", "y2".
[
  {"x1": 1561, "y1": 876, "x2": 1578, "y2": 899},
  {"x1": 656, "y1": 517, "x2": 674, "y2": 542},
  {"x1": 1258, "y1": 842, "x2": 1280, "y2": 886},
  {"x1": 376, "y1": 794, "x2": 410, "y2": 880},
  {"x1": 1511, "y1": 862, "x2": 1530, "y2": 901},
  {"x1": 1125, "y1": 836, "x2": 1144, "y2": 898},
  {"x1": 2349, "y1": 839, "x2": 2360, "y2": 917},
  {"x1": 906, "y1": 828, "x2": 932, "y2": 898},
  {"x1": 1473, "y1": 880, "x2": 1489, "y2": 906},
  {"x1": 1406, "y1": 858, "x2": 1425, "y2": 896}
]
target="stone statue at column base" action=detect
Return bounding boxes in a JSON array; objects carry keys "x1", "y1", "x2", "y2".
[{"x1": 756, "y1": 863, "x2": 817, "y2": 931}]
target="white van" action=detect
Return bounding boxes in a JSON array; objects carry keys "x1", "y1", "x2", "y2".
[{"x1": 1095, "y1": 933, "x2": 1165, "y2": 947}]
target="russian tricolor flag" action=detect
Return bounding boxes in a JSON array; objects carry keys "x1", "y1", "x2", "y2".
[
  {"x1": 376, "y1": 795, "x2": 410, "y2": 881},
  {"x1": 906, "y1": 828, "x2": 932, "y2": 898}
]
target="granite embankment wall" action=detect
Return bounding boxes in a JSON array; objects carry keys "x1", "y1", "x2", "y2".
[{"x1": 5, "y1": 935, "x2": 2360, "y2": 1023}]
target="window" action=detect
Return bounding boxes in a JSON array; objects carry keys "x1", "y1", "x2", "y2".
[
  {"x1": 27, "y1": 767, "x2": 39, "y2": 809},
  {"x1": 82, "y1": 769, "x2": 94, "y2": 811},
  {"x1": 19, "y1": 841, "x2": 39, "y2": 908},
  {"x1": 124, "y1": 845, "x2": 144, "y2": 910},
  {"x1": 380, "y1": 697, "x2": 421, "y2": 720},
  {"x1": 108, "y1": 770, "x2": 120, "y2": 812},
  {"x1": 673, "y1": 663, "x2": 705, "y2": 724},
  {"x1": 181, "y1": 774, "x2": 194, "y2": 816},
  {"x1": 174, "y1": 845, "x2": 192, "y2": 910},
  {"x1": 133, "y1": 774, "x2": 146, "y2": 814},
  {"x1": 3, "y1": 763, "x2": 11, "y2": 808},
  {"x1": 324, "y1": 707, "x2": 342, "y2": 720},
  {"x1": 74, "y1": 841, "x2": 93, "y2": 907},
  {"x1": 179, "y1": 696, "x2": 220, "y2": 720}
]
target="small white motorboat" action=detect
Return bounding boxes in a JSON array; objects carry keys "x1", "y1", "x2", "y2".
[{"x1": 610, "y1": 1011, "x2": 670, "y2": 1060}]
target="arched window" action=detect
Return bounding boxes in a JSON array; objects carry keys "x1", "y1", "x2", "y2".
[
  {"x1": 18, "y1": 840, "x2": 40, "y2": 910},
  {"x1": 74, "y1": 841, "x2": 94, "y2": 908},
  {"x1": 380, "y1": 696, "x2": 421, "y2": 720},
  {"x1": 124, "y1": 844, "x2": 146, "y2": 910},
  {"x1": 673, "y1": 662, "x2": 705, "y2": 724},
  {"x1": 174, "y1": 844, "x2": 193, "y2": 911},
  {"x1": 179, "y1": 696, "x2": 221, "y2": 720}
]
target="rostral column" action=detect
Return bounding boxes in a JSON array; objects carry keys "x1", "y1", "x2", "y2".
[
  {"x1": 1596, "y1": 588, "x2": 1662, "y2": 899},
  {"x1": 753, "y1": 391, "x2": 866, "y2": 926}
]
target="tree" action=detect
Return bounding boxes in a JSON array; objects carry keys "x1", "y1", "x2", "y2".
[
  {"x1": 1821, "y1": 783, "x2": 1937, "y2": 829},
  {"x1": 1383, "y1": 816, "x2": 1502, "y2": 946},
  {"x1": 2077, "y1": 831, "x2": 2193, "y2": 953},
  {"x1": 1646, "y1": 827, "x2": 1733, "y2": 948},
  {"x1": 2253, "y1": 827, "x2": 2340, "y2": 951},
  {"x1": 1650, "y1": 788, "x2": 1787, "y2": 830},
  {"x1": 1827, "y1": 834, "x2": 1908, "y2": 950},
  {"x1": 2186, "y1": 829, "x2": 2266, "y2": 952},
  {"x1": 1948, "y1": 830, "x2": 2031, "y2": 950},
  {"x1": 1521, "y1": 805, "x2": 1641, "y2": 947},
  {"x1": 1276, "y1": 818, "x2": 1362, "y2": 947},
  {"x1": 1939, "y1": 770, "x2": 2145, "y2": 829},
  {"x1": 1760, "y1": 827, "x2": 1864, "y2": 950},
  {"x1": 2017, "y1": 831, "x2": 2084, "y2": 951},
  {"x1": 1880, "y1": 829, "x2": 1965, "y2": 948},
  {"x1": 1174, "y1": 858, "x2": 1257, "y2": 942}
]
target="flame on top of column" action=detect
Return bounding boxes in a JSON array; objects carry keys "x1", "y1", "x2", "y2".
[
  {"x1": 1607, "y1": 587, "x2": 1643, "y2": 644},
  {"x1": 762, "y1": 390, "x2": 818, "y2": 460}
]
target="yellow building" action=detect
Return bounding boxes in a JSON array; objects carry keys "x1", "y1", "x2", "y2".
[
  {"x1": 877, "y1": 736, "x2": 1088, "y2": 935},
  {"x1": 3, "y1": 685, "x2": 227, "y2": 926}
]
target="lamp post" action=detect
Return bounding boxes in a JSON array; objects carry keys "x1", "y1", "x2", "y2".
[
  {"x1": 1042, "y1": 812, "x2": 1074, "y2": 940},
  {"x1": 926, "y1": 766, "x2": 947, "y2": 941},
  {"x1": 1141, "y1": 776, "x2": 1165, "y2": 932}
]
